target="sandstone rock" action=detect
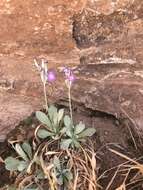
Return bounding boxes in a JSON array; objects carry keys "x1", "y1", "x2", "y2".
[
  {"x1": 86, "y1": 0, "x2": 136, "y2": 15},
  {"x1": 72, "y1": 0, "x2": 143, "y2": 124},
  {"x1": 0, "y1": 0, "x2": 84, "y2": 56},
  {"x1": 0, "y1": 0, "x2": 143, "y2": 141}
]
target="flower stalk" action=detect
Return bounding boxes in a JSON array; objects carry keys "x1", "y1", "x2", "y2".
[
  {"x1": 68, "y1": 83, "x2": 73, "y2": 123},
  {"x1": 63, "y1": 67, "x2": 75, "y2": 125},
  {"x1": 43, "y1": 81, "x2": 48, "y2": 111},
  {"x1": 34, "y1": 59, "x2": 56, "y2": 112}
]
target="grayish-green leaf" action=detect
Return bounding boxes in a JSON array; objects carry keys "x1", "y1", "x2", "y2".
[
  {"x1": 36, "y1": 169, "x2": 45, "y2": 179},
  {"x1": 53, "y1": 112, "x2": 58, "y2": 127},
  {"x1": 64, "y1": 115, "x2": 72, "y2": 127},
  {"x1": 37, "y1": 129, "x2": 53, "y2": 139},
  {"x1": 79, "y1": 128, "x2": 96, "y2": 138},
  {"x1": 22, "y1": 142, "x2": 32, "y2": 159},
  {"x1": 15, "y1": 144, "x2": 29, "y2": 161},
  {"x1": 73, "y1": 140, "x2": 81, "y2": 148},
  {"x1": 75, "y1": 122, "x2": 85, "y2": 134},
  {"x1": 60, "y1": 127, "x2": 67, "y2": 134},
  {"x1": 64, "y1": 169, "x2": 73, "y2": 181},
  {"x1": 5, "y1": 157, "x2": 20, "y2": 171},
  {"x1": 36, "y1": 111, "x2": 52, "y2": 129},
  {"x1": 58, "y1": 109, "x2": 64, "y2": 123},
  {"x1": 65, "y1": 128, "x2": 73, "y2": 138},
  {"x1": 17, "y1": 161, "x2": 29, "y2": 171},
  {"x1": 53, "y1": 156, "x2": 61, "y2": 171},
  {"x1": 48, "y1": 105, "x2": 57, "y2": 121},
  {"x1": 60, "y1": 139, "x2": 72, "y2": 150},
  {"x1": 57, "y1": 175, "x2": 63, "y2": 185}
]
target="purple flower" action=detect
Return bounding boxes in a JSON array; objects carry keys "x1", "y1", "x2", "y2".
[
  {"x1": 63, "y1": 67, "x2": 70, "y2": 76},
  {"x1": 68, "y1": 74, "x2": 75, "y2": 83},
  {"x1": 47, "y1": 70, "x2": 56, "y2": 82},
  {"x1": 63, "y1": 67, "x2": 75, "y2": 84}
]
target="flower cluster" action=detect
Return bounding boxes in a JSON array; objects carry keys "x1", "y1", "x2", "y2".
[
  {"x1": 34, "y1": 59, "x2": 56, "y2": 84},
  {"x1": 34, "y1": 59, "x2": 75, "y2": 88},
  {"x1": 63, "y1": 67, "x2": 75, "y2": 87}
]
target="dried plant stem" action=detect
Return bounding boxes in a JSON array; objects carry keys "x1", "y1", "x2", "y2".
[
  {"x1": 68, "y1": 85, "x2": 73, "y2": 124},
  {"x1": 43, "y1": 82, "x2": 48, "y2": 111}
]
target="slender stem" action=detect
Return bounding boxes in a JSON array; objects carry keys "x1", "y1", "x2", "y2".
[
  {"x1": 68, "y1": 84, "x2": 73, "y2": 124},
  {"x1": 43, "y1": 82, "x2": 48, "y2": 112}
]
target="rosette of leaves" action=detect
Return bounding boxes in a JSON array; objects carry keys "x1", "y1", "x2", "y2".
[
  {"x1": 4, "y1": 141, "x2": 46, "y2": 188},
  {"x1": 4, "y1": 142, "x2": 33, "y2": 172},
  {"x1": 61, "y1": 115, "x2": 96, "y2": 149},
  {"x1": 36, "y1": 105, "x2": 65, "y2": 140},
  {"x1": 53, "y1": 156, "x2": 73, "y2": 186}
]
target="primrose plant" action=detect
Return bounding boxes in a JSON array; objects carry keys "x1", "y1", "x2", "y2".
[
  {"x1": 5, "y1": 141, "x2": 46, "y2": 190},
  {"x1": 35, "y1": 65, "x2": 96, "y2": 147},
  {"x1": 5, "y1": 142, "x2": 33, "y2": 173},
  {"x1": 60, "y1": 115, "x2": 96, "y2": 149},
  {"x1": 53, "y1": 156, "x2": 73, "y2": 187},
  {"x1": 61, "y1": 67, "x2": 95, "y2": 148},
  {"x1": 4, "y1": 60, "x2": 96, "y2": 189}
]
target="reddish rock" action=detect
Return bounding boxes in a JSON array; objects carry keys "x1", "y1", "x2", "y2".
[{"x1": 0, "y1": 0, "x2": 143, "y2": 141}]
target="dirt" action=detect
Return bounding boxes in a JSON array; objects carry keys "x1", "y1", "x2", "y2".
[{"x1": 0, "y1": 104, "x2": 143, "y2": 190}]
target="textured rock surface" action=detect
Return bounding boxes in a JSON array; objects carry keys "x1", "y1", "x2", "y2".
[
  {"x1": 72, "y1": 0, "x2": 143, "y2": 125},
  {"x1": 0, "y1": 0, "x2": 143, "y2": 141},
  {"x1": 0, "y1": 0, "x2": 83, "y2": 55}
]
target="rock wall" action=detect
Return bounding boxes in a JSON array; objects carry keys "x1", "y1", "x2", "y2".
[
  {"x1": 0, "y1": 0, "x2": 143, "y2": 141},
  {"x1": 0, "y1": 0, "x2": 83, "y2": 55}
]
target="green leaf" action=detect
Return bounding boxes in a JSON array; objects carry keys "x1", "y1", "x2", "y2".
[
  {"x1": 15, "y1": 144, "x2": 29, "y2": 161},
  {"x1": 78, "y1": 138, "x2": 86, "y2": 143},
  {"x1": 79, "y1": 128, "x2": 96, "y2": 138},
  {"x1": 58, "y1": 109, "x2": 64, "y2": 123},
  {"x1": 17, "y1": 161, "x2": 29, "y2": 172},
  {"x1": 60, "y1": 127, "x2": 67, "y2": 134},
  {"x1": 60, "y1": 139, "x2": 72, "y2": 150},
  {"x1": 64, "y1": 170, "x2": 73, "y2": 181},
  {"x1": 36, "y1": 169, "x2": 45, "y2": 179},
  {"x1": 53, "y1": 112, "x2": 58, "y2": 127},
  {"x1": 5, "y1": 157, "x2": 20, "y2": 171},
  {"x1": 73, "y1": 140, "x2": 81, "y2": 148},
  {"x1": 36, "y1": 111, "x2": 52, "y2": 129},
  {"x1": 64, "y1": 115, "x2": 72, "y2": 127},
  {"x1": 48, "y1": 105, "x2": 57, "y2": 121},
  {"x1": 65, "y1": 128, "x2": 73, "y2": 138},
  {"x1": 53, "y1": 156, "x2": 61, "y2": 171},
  {"x1": 75, "y1": 122, "x2": 85, "y2": 134},
  {"x1": 57, "y1": 175, "x2": 64, "y2": 185},
  {"x1": 22, "y1": 142, "x2": 32, "y2": 159},
  {"x1": 37, "y1": 129, "x2": 53, "y2": 139}
]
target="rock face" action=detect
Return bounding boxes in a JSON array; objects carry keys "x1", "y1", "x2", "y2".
[
  {"x1": 0, "y1": 0, "x2": 143, "y2": 141},
  {"x1": 72, "y1": 0, "x2": 143, "y2": 125},
  {"x1": 0, "y1": 0, "x2": 82, "y2": 55},
  {"x1": 0, "y1": 0, "x2": 81, "y2": 140}
]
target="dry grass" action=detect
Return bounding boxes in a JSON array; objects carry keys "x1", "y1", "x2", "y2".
[
  {"x1": 106, "y1": 148, "x2": 143, "y2": 190},
  {"x1": 9, "y1": 139, "x2": 99, "y2": 190},
  {"x1": 38, "y1": 142, "x2": 100, "y2": 190}
]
